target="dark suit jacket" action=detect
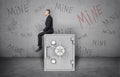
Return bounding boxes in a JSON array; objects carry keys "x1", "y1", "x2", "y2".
[{"x1": 43, "y1": 15, "x2": 54, "y2": 33}]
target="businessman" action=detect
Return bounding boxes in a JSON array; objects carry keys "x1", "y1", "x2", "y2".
[{"x1": 36, "y1": 9, "x2": 54, "y2": 52}]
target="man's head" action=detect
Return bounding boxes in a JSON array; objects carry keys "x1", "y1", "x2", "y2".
[{"x1": 44, "y1": 9, "x2": 50, "y2": 16}]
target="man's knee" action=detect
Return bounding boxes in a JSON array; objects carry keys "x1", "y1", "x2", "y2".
[
  {"x1": 38, "y1": 32, "x2": 44, "y2": 36},
  {"x1": 45, "y1": 30, "x2": 54, "y2": 34}
]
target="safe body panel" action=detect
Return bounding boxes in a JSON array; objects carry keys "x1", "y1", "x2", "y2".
[{"x1": 44, "y1": 34, "x2": 75, "y2": 71}]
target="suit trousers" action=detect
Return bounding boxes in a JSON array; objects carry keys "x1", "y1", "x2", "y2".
[{"x1": 38, "y1": 30, "x2": 53, "y2": 47}]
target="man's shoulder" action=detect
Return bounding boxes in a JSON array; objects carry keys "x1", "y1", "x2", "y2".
[
  {"x1": 47, "y1": 15, "x2": 52, "y2": 20},
  {"x1": 48, "y1": 15, "x2": 52, "y2": 18}
]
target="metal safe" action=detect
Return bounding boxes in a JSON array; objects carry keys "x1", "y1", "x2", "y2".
[{"x1": 44, "y1": 34, "x2": 75, "y2": 71}]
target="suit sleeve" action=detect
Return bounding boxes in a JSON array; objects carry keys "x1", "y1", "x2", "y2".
[{"x1": 43, "y1": 17, "x2": 52, "y2": 32}]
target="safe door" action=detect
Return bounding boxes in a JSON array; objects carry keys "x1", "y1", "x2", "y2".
[{"x1": 44, "y1": 34, "x2": 75, "y2": 71}]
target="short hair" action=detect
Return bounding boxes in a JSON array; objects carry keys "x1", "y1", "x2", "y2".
[{"x1": 46, "y1": 9, "x2": 50, "y2": 14}]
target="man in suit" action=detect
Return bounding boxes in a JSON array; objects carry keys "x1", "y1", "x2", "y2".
[{"x1": 36, "y1": 9, "x2": 54, "y2": 52}]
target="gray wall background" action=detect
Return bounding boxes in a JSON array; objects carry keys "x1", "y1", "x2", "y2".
[{"x1": 0, "y1": 0, "x2": 120, "y2": 57}]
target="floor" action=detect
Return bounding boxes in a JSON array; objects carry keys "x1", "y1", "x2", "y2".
[{"x1": 0, "y1": 58, "x2": 120, "y2": 77}]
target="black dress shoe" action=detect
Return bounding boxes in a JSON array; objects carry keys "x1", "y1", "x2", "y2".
[{"x1": 35, "y1": 47, "x2": 42, "y2": 52}]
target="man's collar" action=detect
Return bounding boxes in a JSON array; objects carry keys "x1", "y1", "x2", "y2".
[
  {"x1": 47, "y1": 14, "x2": 50, "y2": 17},
  {"x1": 46, "y1": 14, "x2": 50, "y2": 19}
]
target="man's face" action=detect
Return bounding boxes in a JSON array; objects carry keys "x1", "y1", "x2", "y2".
[{"x1": 44, "y1": 10, "x2": 49, "y2": 16}]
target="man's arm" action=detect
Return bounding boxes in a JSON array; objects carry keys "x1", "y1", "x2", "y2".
[{"x1": 43, "y1": 17, "x2": 52, "y2": 32}]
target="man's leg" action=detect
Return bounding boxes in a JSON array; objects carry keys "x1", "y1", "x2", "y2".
[
  {"x1": 36, "y1": 32, "x2": 45, "y2": 52},
  {"x1": 44, "y1": 30, "x2": 54, "y2": 34},
  {"x1": 36, "y1": 30, "x2": 54, "y2": 52},
  {"x1": 38, "y1": 32, "x2": 44, "y2": 47}
]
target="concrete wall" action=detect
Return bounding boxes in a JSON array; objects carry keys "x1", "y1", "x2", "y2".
[{"x1": 0, "y1": 0, "x2": 120, "y2": 57}]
